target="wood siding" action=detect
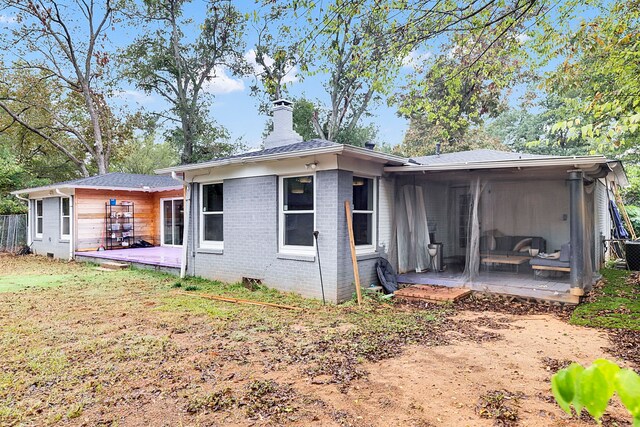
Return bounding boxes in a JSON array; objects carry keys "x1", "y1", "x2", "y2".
[{"x1": 75, "y1": 188, "x2": 183, "y2": 251}]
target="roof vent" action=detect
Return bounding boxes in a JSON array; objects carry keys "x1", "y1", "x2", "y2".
[
  {"x1": 264, "y1": 99, "x2": 303, "y2": 149},
  {"x1": 364, "y1": 141, "x2": 376, "y2": 150}
]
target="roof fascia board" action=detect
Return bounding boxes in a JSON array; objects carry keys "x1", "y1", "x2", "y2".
[
  {"x1": 384, "y1": 156, "x2": 608, "y2": 172},
  {"x1": 341, "y1": 145, "x2": 407, "y2": 165},
  {"x1": 155, "y1": 145, "x2": 344, "y2": 174},
  {"x1": 12, "y1": 184, "x2": 182, "y2": 196},
  {"x1": 155, "y1": 145, "x2": 407, "y2": 175}
]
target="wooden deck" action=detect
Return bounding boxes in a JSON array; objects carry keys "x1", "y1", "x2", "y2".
[
  {"x1": 397, "y1": 270, "x2": 578, "y2": 304},
  {"x1": 75, "y1": 246, "x2": 181, "y2": 274}
]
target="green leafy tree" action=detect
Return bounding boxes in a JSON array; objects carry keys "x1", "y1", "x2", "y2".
[
  {"x1": 121, "y1": 0, "x2": 249, "y2": 164},
  {"x1": 247, "y1": 3, "x2": 307, "y2": 113},
  {"x1": 0, "y1": 0, "x2": 124, "y2": 176},
  {"x1": 112, "y1": 134, "x2": 179, "y2": 175},
  {"x1": 394, "y1": 17, "x2": 535, "y2": 155},
  {"x1": 541, "y1": 1, "x2": 640, "y2": 151},
  {"x1": 488, "y1": 96, "x2": 592, "y2": 156}
]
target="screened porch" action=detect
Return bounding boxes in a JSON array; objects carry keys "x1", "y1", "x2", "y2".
[{"x1": 388, "y1": 166, "x2": 603, "y2": 304}]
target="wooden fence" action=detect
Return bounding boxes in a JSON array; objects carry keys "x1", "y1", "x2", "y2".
[{"x1": 0, "y1": 214, "x2": 27, "y2": 253}]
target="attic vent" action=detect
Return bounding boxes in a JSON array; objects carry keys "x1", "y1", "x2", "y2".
[{"x1": 242, "y1": 277, "x2": 263, "y2": 291}]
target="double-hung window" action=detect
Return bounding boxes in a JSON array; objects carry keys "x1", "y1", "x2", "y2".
[
  {"x1": 280, "y1": 175, "x2": 314, "y2": 251},
  {"x1": 352, "y1": 176, "x2": 376, "y2": 251},
  {"x1": 60, "y1": 197, "x2": 71, "y2": 240},
  {"x1": 201, "y1": 183, "x2": 223, "y2": 248},
  {"x1": 35, "y1": 199, "x2": 43, "y2": 239}
]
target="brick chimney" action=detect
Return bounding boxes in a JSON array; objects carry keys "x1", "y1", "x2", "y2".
[{"x1": 264, "y1": 99, "x2": 303, "y2": 149}]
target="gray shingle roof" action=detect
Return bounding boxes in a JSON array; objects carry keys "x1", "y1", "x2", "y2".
[
  {"x1": 190, "y1": 139, "x2": 340, "y2": 165},
  {"x1": 411, "y1": 149, "x2": 548, "y2": 165},
  {"x1": 46, "y1": 173, "x2": 180, "y2": 190}
]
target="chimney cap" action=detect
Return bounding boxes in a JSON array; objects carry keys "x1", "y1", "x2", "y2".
[{"x1": 273, "y1": 99, "x2": 294, "y2": 108}]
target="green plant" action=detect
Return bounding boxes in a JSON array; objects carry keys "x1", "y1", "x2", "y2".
[{"x1": 551, "y1": 359, "x2": 640, "y2": 425}]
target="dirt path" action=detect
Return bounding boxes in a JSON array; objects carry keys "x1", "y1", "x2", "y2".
[{"x1": 312, "y1": 312, "x2": 631, "y2": 426}]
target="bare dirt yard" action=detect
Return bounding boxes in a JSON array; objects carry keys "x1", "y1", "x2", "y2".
[{"x1": 0, "y1": 255, "x2": 635, "y2": 426}]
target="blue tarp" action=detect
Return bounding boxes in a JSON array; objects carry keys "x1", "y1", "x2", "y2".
[{"x1": 610, "y1": 200, "x2": 630, "y2": 239}]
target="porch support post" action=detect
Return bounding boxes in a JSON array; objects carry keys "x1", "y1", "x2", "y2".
[{"x1": 569, "y1": 170, "x2": 585, "y2": 295}]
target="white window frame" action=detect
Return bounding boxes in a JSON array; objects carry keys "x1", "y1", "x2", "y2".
[
  {"x1": 279, "y1": 174, "x2": 316, "y2": 254},
  {"x1": 60, "y1": 197, "x2": 71, "y2": 240},
  {"x1": 35, "y1": 199, "x2": 43, "y2": 239},
  {"x1": 353, "y1": 176, "x2": 377, "y2": 254},
  {"x1": 199, "y1": 182, "x2": 224, "y2": 249},
  {"x1": 160, "y1": 197, "x2": 184, "y2": 247}
]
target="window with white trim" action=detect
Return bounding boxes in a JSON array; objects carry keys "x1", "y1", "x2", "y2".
[
  {"x1": 35, "y1": 199, "x2": 43, "y2": 238},
  {"x1": 201, "y1": 183, "x2": 223, "y2": 248},
  {"x1": 60, "y1": 197, "x2": 71, "y2": 239},
  {"x1": 280, "y1": 175, "x2": 314, "y2": 250},
  {"x1": 352, "y1": 176, "x2": 376, "y2": 249}
]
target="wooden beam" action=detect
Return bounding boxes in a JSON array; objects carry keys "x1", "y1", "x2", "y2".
[
  {"x1": 344, "y1": 200, "x2": 363, "y2": 306},
  {"x1": 532, "y1": 265, "x2": 571, "y2": 272},
  {"x1": 175, "y1": 291, "x2": 303, "y2": 311}
]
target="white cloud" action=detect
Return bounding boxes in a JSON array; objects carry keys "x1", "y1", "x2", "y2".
[
  {"x1": 516, "y1": 33, "x2": 531, "y2": 43},
  {"x1": 0, "y1": 14, "x2": 17, "y2": 24},
  {"x1": 112, "y1": 89, "x2": 156, "y2": 105},
  {"x1": 244, "y1": 49, "x2": 299, "y2": 84},
  {"x1": 202, "y1": 66, "x2": 245, "y2": 94},
  {"x1": 402, "y1": 50, "x2": 432, "y2": 69}
]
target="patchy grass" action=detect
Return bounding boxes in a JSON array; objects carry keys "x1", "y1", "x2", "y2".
[
  {"x1": 570, "y1": 269, "x2": 640, "y2": 330},
  {"x1": 2, "y1": 255, "x2": 619, "y2": 426},
  {"x1": 0, "y1": 274, "x2": 77, "y2": 293},
  {"x1": 0, "y1": 255, "x2": 463, "y2": 425}
]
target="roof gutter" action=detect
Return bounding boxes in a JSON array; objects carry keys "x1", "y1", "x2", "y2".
[
  {"x1": 607, "y1": 160, "x2": 629, "y2": 187},
  {"x1": 12, "y1": 184, "x2": 182, "y2": 196}
]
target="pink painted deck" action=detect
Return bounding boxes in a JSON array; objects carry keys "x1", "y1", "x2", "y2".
[{"x1": 75, "y1": 246, "x2": 181, "y2": 268}]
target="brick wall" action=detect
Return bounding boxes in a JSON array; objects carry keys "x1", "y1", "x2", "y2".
[
  {"x1": 185, "y1": 169, "x2": 392, "y2": 303},
  {"x1": 187, "y1": 171, "x2": 344, "y2": 301}
]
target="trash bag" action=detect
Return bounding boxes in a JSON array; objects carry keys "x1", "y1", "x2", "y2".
[
  {"x1": 16, "y1": 245, "x2": 32, "y2": 256},
  {"x1": 376, "y1": 257, "x2": 398, "y2": 294},
  {"x1": 131, "y1": 240, "x2": 153, "y2": 248}
]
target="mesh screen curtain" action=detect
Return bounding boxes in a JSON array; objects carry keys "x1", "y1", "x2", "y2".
[
  {"x1": 395, "y1": 184, "x2": 431, "y2": 273},
  {"x1": 392, "y1": 173, "x2": 597, "y2": 289}
]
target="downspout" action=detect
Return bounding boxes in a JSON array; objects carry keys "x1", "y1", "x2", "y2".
[
  {"x1": 14, "y1": 193, "x2": 31, "y2": 247},
  {"x1": 55, "y1": 189, "x2": 74, "y2": 261},
  {"x1": 172, "y1": 171, "x2": 190, "y2": 278}
]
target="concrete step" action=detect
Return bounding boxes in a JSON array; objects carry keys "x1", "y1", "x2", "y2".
[{"x1": 100, "y1": 261, "x2": 129, "y2": 270}]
